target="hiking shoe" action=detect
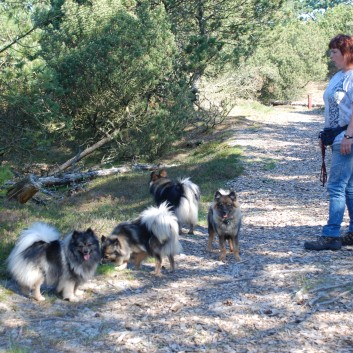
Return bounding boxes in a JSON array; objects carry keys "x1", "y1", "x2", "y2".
[
  {"x1": 341, "y1": 231, "x2": 353, "y2": 246},
  {"x1": 304, "y1": 236, "x2": 341, "y2": 251}
]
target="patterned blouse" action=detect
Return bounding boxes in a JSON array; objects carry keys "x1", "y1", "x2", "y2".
[{"x1": 323, "y1": 69, "x2": 353, "y2": 145}]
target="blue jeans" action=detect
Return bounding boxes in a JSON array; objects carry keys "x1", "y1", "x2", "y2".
[{"x1": 322, "y1": 144, "x2": 353, "y2": 237}]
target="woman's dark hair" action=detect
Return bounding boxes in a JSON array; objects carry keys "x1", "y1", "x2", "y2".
[{"x1": 329, "y1": 34, "x2": 353, "y2": 65}]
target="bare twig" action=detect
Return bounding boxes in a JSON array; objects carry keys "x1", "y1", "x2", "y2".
[{"x1": 308, "y1": 281, "x2": 353, "y2": 294}]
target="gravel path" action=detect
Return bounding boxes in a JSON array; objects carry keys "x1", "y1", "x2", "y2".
[{"x1": 2, "y1": 105, "x2": 353, "y2": 353}]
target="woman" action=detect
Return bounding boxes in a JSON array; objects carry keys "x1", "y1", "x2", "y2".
[{"x1": 305, "y1": 34, "x2": 353, "y2": 251}]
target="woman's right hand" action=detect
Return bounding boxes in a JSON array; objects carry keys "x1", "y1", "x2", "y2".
[{"x1": 341, "y1": 137, "x2": 352, "y2": 155}]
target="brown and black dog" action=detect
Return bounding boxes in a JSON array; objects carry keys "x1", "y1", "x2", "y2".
[
  {"x1": 207, "y1": 189, "x2": 242, "y2": 262},
  {"x1": 101, "y1": 202, "x2": 182, "y2": 276}
]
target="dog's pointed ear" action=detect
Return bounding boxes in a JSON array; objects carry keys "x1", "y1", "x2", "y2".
[
  {"x1": 229, "y1": 190, "x2": 237, "y2": 200},
  {"x1": 72, "y1": 230, "x2": 79, "y2": 240},
  {"x1": 214, "y1": 190, "x2": 222, "y2": 200},
  {"x1": 86, "y1": 227, "x2": 95, "y2": 235},
  {"x1": 150, "y1": 171, "x2": 159, "y2": 182},
  {"x1": 101, "y1": 235, "x2": 106, "y2": 242}
]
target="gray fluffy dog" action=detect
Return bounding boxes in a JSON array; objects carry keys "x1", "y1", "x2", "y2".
[{"x1": 7, "y1": 222, "x2": 101, "y2": 301}]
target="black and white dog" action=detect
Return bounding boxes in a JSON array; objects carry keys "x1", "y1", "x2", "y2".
[
  {"x1": 149, "y1": 169, "x2": 200, "y2": 234},
  {"x1": 7, "y1": 222, "x2": 101, "y2": 301}
]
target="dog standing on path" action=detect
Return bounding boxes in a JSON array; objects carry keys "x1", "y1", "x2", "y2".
[
  {"x1": 101, "y1": 202, "x2": 182, "y2": 276},
  {"x1": 207, "y1": 189, "x2": 242, "y2": 262},
  {"x1": 7, "y1": 222, "x2": 101, "y2": 301},
  {"x1": 149, "y1": 169, "x2": 200, "y2": 234}
]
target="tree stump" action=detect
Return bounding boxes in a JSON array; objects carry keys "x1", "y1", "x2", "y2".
[{"x1": 6, "y1": 174, "x2": 42, "y2": 204}]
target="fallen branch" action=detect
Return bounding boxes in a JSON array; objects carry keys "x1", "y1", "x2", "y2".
[
  {"x1": 39, "y1": 166, "x2": 131, "y2": 186},
  {"x1": 5, "y1": 163, "x2": 183, "y2": 204},
  {"x1": 270, "y1": 100, "x2": 324, "y2": 108},
  {"x1": 6, "y1": 166, "x2": 130, "y2": 203},
  {"x1": 48, "y1": 131, "x2": 121, "y2": 176}
]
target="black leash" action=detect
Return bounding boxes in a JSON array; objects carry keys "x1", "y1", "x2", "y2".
[{"x1": 320, "y1": 143, "x2": 327, "y2": 187}]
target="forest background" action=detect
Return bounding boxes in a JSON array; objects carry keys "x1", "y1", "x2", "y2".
[{"x1": 1, "y1": 0, "x2": 353, "y2": 170}]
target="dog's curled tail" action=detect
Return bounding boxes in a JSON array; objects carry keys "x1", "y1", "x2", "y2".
[
  {"x1": 140, "y1": 201, "x2": 182, "y2": 255},
  {"x1": 8, "y1": 222, "x2": 60, "y2": 260},
  {"x1": 176, "y1": 178, "x2": 200, "y2": 227},
  {"x1": 7, "y1": 222, "x2": 60, "y2": 285},
  {"x1": 178, "y1": 177, "x2": 201, "y2": 202}
]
